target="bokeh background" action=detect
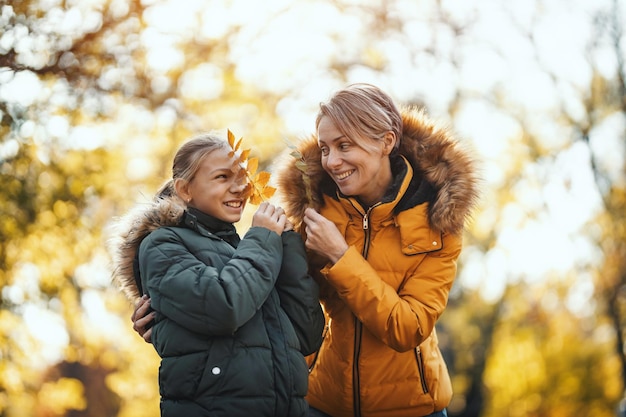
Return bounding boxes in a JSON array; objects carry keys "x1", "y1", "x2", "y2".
[{"x1": 1, "y1": 0, "x2": 625, "y2": 416}]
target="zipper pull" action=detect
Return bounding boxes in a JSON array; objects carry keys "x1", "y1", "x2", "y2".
[{"x1": 363, "y1": 212, "x2": 369, "y2": 230}]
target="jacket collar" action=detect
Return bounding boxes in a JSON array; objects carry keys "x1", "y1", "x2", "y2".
[{"x1": 184, "y1": 207, "x2": 240, "y2": 248}]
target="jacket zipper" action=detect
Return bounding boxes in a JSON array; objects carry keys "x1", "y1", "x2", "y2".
[
  {"x1": 415, "y1": 346, "x2": 429, "y2": 393},
  {"x1": 352, "y1": 203, "x2": 377, "y2": 417},
  {"x1": 361, "y1": 204, "x2": 377, "y2": 257},
  {"x1": 352, "y1": 317, "x2": 363, "y2": 417}
]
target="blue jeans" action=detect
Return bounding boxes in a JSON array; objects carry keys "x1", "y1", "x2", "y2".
[{"x1": 308, "y1": 407, "x2": 448, "y2": 417}]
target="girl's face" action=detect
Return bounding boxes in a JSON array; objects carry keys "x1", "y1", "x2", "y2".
[
  {"x1": 180, "y1": 147, "x2": 247, "y2": 223},
  {"x1": 317, "y1": 116, "x2": 394, "y2": 207}
]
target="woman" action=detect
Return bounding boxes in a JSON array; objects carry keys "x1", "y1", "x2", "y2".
[
  {"x1": 110, "y1": 133, "x2": 325, "y2": 417},
  {"x1": 275, "y1": 83, "x2": 480, "y2": 417}
]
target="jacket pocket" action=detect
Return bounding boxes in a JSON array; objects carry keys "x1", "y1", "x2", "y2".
[
  {"x1": 418, "y1": 334, "x2": 454, "y2": 407},
  {"x1": 160, "y1": 351, "x2": 208, "y2": 399},
  {"x1": 414, "y1": 346, "x2": 429, "y2": 394}
]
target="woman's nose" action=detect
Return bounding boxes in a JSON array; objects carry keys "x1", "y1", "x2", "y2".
[{"x1": 325, "y1": 150, "x2": 341, "y2": 169}]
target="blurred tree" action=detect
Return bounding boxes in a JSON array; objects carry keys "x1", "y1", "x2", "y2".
[
  {"x1": 441, "y1": 0, "x2": 626, "y2": 416},
  {"x1": 2, "y1": 0, "x2": 625, "y2": 416},
  {"x1": 0, "y1": 0, "x2": 286, "y2": 416},
  {"x1": 580, "y1": 0, "x2": 626, "y2": 407},
  {"x1": 482, "y1": 279, "x2": 619, "y2": 417}
]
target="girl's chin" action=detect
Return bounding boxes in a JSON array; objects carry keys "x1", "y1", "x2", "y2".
[
  {"x1": 218, "y1": 209, "x2": 242, "y2": 223},
  {"x1": 226, "y1": 213, "x2": 242, "y2": 222}
]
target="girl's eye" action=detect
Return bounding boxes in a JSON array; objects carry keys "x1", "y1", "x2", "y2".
[
  {"x1": 339, "y1": 142, "x2": 350, "y2": 150},
  {"x1": 320, "y1": 147, "x2": 329, "y2": 156}
]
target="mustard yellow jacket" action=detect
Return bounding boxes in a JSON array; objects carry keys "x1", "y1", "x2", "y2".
[{"x1": 276, "y1": 108, "x2": 480, "y2": 417}]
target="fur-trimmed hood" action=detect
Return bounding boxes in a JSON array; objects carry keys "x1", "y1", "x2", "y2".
[
  {"x1": 275, "y1": 107, "x2": 481, "y2": 234},
  {"x1": 108, "y1": 196, "x2": 186, "y2": 303}
]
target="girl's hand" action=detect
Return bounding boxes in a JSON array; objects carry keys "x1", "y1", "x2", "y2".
[
  {"x1": 303, "y1": 207, "x2": 348, "y2": 264},
  {"x1": 251, "y1": 202, "x2": 287, "y2": 235}
]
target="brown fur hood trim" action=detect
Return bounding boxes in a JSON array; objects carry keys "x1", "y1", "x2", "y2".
[
  {"x1": 275, "y1": 106, "x2": 481, "y2": 234},
  {"x1": 107, "y1": 196, "x2": 186, "y2": 303}
]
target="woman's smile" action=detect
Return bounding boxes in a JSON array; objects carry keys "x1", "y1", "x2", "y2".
[{"x1": 334, "y1": 169, "x2": 355, "y2": 181}]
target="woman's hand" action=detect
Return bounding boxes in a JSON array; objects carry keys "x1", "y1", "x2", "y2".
[
  {"x1": 303, "y1": 207, "x2": 348, "y2": 264},
  {"x1": 251, "y1": 202, "x2": 288, "y2": 235},
  {"x1": 131, "y1": 295, "x2": 155, "y2": 343}
]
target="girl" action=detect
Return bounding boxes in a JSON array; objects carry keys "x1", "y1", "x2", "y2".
[{"x1": 110, "y1": 133, "x2": 325, "y2": 417}]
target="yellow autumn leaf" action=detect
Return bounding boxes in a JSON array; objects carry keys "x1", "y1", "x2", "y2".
[
  {"x1": 249, "y1": 192, "x2": 263, "y2": 205},
  {"x1": 247, "y1": 157, "x2": 259, "y2": 176},
  {"x1": 228, "y1": 130, "x2": 242, "y2": 152},
  {"x1": 241, "y1": 183, "x2": 252, "y2": 200},
  {"x1": 225, "y1": 129, "x2": 276, "y2": 205},
  {"x1": 227, "y1": 129, "x2": 236, "y2": 148},
  {"x1": 234, "y1": 166, "x2": 246, "y2": 181},
  {"x1": 254, "y1": 171, "x2": 271, "y2": 187},
  {"x1": 239, "y1": 149, "x2": 251, "y2": 162},
  {"x1": 261, "y1": 185, "x2": 276, "y2": 200}
]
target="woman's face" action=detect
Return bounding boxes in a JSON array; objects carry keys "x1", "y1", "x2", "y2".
[
  {"x1": 183, "y1": 147, "x2": 247, "y2": 223},
  {"x1": 317, "y1": 116, "x2": 393, "y2": 206}
]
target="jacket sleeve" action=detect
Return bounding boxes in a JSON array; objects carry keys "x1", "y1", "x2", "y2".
[
  {"x1": 139, "y1": 226, "x2": 283, "y2": 336},
  {"x1": 275, "y1": 231, "x2": 325, "y2": 355},
  {"x1": 322, "y1": 230, "x2": 462, "y2": 352}
]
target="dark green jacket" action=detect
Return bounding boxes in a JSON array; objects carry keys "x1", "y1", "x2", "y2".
[{"x1": 111, "y1": 198, "x2": 325, "y2": 417}]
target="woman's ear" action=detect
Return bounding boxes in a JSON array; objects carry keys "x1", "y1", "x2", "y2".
[
  {"x1": 174, "y1": 178, "x2": 191, "y2": 203},
  {"x1": 382, "y1": 131, "x2": 396, "y2": 156}
]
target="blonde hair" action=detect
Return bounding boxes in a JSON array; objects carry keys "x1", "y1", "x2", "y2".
[
  {"x1": 156, "y1": 133, "x2": 228, "y2": 199},
  {"x1": 315, "y1": 83, "x2": 403, "y2": 151}
]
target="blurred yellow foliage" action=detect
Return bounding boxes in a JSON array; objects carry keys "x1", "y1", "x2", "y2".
[
  {"x1": 1, "y1": 1, "x2": 625, "y2": 416},
  {"x1": 38, "y1": 378, "x2": 87, "y2": 415}
]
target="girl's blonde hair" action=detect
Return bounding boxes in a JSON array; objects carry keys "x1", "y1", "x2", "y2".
[
  {"x1": 315, "y1": 83, "x2": 403, "y2": 151},
  {"x1": 156, "y1": 133, "x2": 228, "y2": 200}
]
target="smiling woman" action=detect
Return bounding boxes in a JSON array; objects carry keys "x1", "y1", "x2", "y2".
[{"x1": 276, "y1": 83, "x2": 480, "y2": 417}]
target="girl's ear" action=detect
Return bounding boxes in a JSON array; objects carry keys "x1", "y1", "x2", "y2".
[
  {"x1": 382, "y1": 131, "x2": 396, "y2": 156},
  {"x1": 174, "y1": 178, "x2": 191, "y2": 203}
]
